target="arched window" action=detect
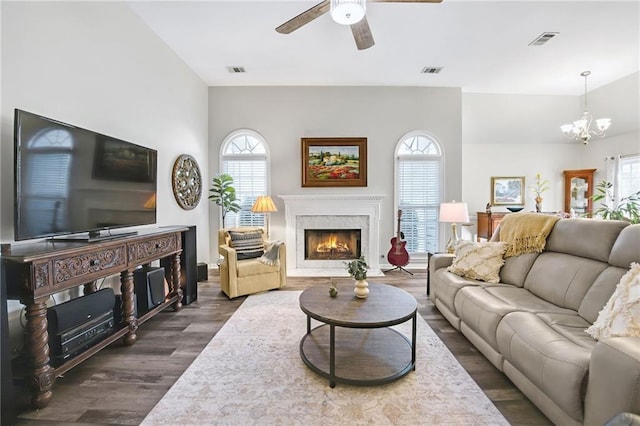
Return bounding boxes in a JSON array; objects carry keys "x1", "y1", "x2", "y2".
[
  {"x1": 395, "y1": 131, "x2": 443, "y2": 257},
  {"x1": 23, "y1": 128, "x2": 74, "y2": 236},
  {"x1": 220, "y1": 129, "x2": 270, "y2": 227}
]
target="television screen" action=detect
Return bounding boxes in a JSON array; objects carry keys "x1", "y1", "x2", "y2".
[{"x1": 14, "y1": 109, "x2": 157, "y2": 241}]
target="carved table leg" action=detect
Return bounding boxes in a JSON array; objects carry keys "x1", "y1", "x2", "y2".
[
  {"x1": 170, "y1": 252, "x2": 183, "y2": 312},
  {"x1": 24, "y1": 301, "x2": 55, "y2": 408},
  {"x1": 120, "y1": 270, "x2": 137, "y2": 346}
]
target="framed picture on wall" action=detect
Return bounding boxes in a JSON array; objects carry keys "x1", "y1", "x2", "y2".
[
  {"x1": 491, "y1": 176, "x2": 525, "y2": 205},
  {"x1": 301, "y1": 137, "x2": 367, "y2": 187}
]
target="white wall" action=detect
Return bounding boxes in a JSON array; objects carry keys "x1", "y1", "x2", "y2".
[
  {"x1": 461, "y1": 73, "x2": 640, "y2": 236},
  {"x1": 1, "y1": 2, "x2": 209, "y2": 351},
  {"x1": 581, "y1": 72, "x2": 640, "y2": 185},
  {"x1": 209, "y1": 86, "x2": 463, "y2": 262},
  {"x1": 1, "y1": 2, "x2": 209, "y2": 252}
]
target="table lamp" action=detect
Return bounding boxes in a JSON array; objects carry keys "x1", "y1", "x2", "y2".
[
  {"x1": 251, "y1": 195, "x2": 278, "y2": 238},
  {"x1": 439, "y1": 201, "x2": 470, "y2": 253}
]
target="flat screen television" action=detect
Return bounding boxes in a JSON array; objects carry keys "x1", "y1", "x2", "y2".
[{"x1": 14, "y1": 109, "x2": 157, "y2": 242}]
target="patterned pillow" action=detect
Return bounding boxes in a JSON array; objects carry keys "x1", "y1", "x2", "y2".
[
  {"x1": 447, "y1": 241, "x2": 507, "y2": 283},
  {"x1": 228, "y1": 230, "x2": 265, "y2": 260},
  {"x1": 586, "y1": 262, "x2": 640, "y2": 340}
]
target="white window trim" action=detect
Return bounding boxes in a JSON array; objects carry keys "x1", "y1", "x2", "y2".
[
  {"x1": 219, "y1": 129, "x2": 272, "y2": 228},
  {"x1": 393, "y1": 130, "x2": 445, "y2": 262}
]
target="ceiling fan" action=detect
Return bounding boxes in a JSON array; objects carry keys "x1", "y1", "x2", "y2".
[{"x1": 276, "y1": 0, "x2": 443, "y2": 51}]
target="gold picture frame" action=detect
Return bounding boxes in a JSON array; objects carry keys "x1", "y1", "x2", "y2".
[
  {"x1": 491, "y1": 176, "x2": 525, "y2": 206},
  {"x1": 301, "y1": 137, "x2": 367, "y2": 187}
]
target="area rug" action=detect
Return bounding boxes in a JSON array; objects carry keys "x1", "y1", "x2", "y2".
[{"x1": 141, "y1": 290, "x2": 508, "y2": 425}]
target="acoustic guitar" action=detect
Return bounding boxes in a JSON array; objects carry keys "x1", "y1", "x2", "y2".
[{"x1": 387, "y1": 209, "x2": 410, "y2": 267}]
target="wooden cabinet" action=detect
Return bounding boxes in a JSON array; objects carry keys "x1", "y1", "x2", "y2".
[
  {"x1": 476, "y1": 212, "x2": 507, "y2": 241},
  {"x1": 564, "y1": 169, "x2": 596, "y2": 216},
  {"x1": 1, "y1": 227, "x2": 186, "y2": 409}
]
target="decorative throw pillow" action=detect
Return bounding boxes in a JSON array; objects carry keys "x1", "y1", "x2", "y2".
[
  {"x1": 586, "y1": 262, "x2": 640, "y2": 340},
  {"x1": 447, "y1": 241, "x2": 508, "y2": 283},
  {"x1": 228, "y1": 230, "x2": 265, "y2": 260}
]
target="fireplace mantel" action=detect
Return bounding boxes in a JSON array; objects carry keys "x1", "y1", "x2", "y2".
[{"x1": 280, "y1": 194, "x2": 384, "y2": 277}]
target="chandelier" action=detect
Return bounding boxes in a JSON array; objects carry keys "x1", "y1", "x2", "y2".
[
  {"x1": 560, "y1": 71, "x2": 612, "y2": 145},
  {"x1": 330, "y1": 0, "x2": 366, "y2": 25}
]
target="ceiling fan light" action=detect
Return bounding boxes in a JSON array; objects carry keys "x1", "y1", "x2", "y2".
[{"x1": 330, "y1": 0, "x2": 366, "y2": 26}]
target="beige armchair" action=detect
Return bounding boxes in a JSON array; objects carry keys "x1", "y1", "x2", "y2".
[{"x1": 218, "y1": 227, "x2": 287, "y2": 299}]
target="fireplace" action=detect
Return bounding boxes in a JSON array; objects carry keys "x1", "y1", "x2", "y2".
[
  {"x1": 280, "y1": 194, "x2": 384, "y2": 277},
  {"x1": 305, "y1": 229, "x2": 361, "y2": 260}
]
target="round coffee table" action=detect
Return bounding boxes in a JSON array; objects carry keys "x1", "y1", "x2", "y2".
[{"x1": 299, "y1": 282, "x2": 417, "y2": 388}]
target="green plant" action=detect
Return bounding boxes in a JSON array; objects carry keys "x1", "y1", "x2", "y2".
[
  {"x1": 591, "y1": 181, "x2": 640, "y2": 224},
  {"x1": 345, "y1": 256, "x2": 369, "y2": 281},
  {"x1": 208, "y1": 173, "x2": 242, "y2": 227},
  {"x1": 529, "y1": 173, "x2": 550, "y2": 199}
]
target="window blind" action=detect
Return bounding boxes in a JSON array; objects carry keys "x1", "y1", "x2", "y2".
[
  {"x1": 223, "y1": 158, "x2": 267, "y2": 227},
  {"x1": 398, "y1": 157, "x2": 440, "y2": 254}
]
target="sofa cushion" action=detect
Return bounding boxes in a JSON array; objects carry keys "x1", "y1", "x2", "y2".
[
  {"x1": 609, "y1": 224, "x2": 640, "y2": 268},
  {"x1": 431, "y1": 269, "x2": 490, "y2": 315},
  {"x1": 524, "y1": 252, "x2": 609, "y2": 310},
  {"x1": 586, "y1": 263, "x2": 640, "y2": 340},
  {"x1": 228, "y1": 230, "x2": 265, "y2": 260},
  {"x1": 497, "y1": 311, "x2": 591, "y2": 423},
  {"x1": 535, "y1": 312, "x2": 596, "y2": 349},
  {"x1": 455, "y1": 285, "x2": 576, "y2": 351},
  {"x1": 579, "y1": 266, "x2": 629, "y2": 323},
  {"x1": 545, "y1": 218, "x2": 628, "y2": 263},
  {"x1": 447, "y1": 241, "x2": 507, "y2": 283},
  {"x1": 499, "y1": 252, "x2": 539, "y2": 287}
]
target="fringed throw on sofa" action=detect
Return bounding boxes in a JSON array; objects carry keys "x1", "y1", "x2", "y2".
[{"x1": 499, "y1": 212, "x2": 560, "y2": 257}]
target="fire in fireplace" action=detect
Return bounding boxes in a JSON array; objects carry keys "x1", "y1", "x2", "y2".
[{"x1": 304, "y1": 229, "x2": 361, "y2": 260}]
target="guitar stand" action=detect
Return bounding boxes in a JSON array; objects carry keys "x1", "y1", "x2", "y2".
[{"x1": 383, "y1": 265, "x2": 414, "y2": 275}]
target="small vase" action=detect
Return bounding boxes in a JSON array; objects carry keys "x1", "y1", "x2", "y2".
[
  {"x1": 535, "y1": 196, "x2": 543, "y2": 213},
  {"x1": 354, "y1": 279, "x2": 369, "y2": 299}
]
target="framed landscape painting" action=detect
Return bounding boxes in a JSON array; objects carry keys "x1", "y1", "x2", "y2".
[
  {"x1": 301, "y1": 137, "x2": 367, "y2": 187},
  {"x1": 491, "y1": 176, "x2": 525, "y2": 205}
]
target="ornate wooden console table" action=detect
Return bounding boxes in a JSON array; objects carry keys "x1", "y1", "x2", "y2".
[{"x1": 0, "y1": 226, "x2": 187, "y2": 409}]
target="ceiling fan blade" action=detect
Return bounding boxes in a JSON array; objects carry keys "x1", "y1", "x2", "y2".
[
  {"x1": 351, "y1": 17, "x2": 375, "y2": 50},
  {"x1": 276, "y1": 0, "x2": 331, "y2": 34}
]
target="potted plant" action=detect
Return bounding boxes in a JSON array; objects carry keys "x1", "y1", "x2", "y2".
[
  {"x1": 345, "y1": 256, "x2": 369, "y2": 299},
  {"x1": 590, "y1": 181, "x2": 640, "y2": 224},
  {"x1": 529, "y1": 173, "x2": 550, "y2": 213},
  {"x1": 208, "y1": 173, "x2": 242, "y2": 227}
]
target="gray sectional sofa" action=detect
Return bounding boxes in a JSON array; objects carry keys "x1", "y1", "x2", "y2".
[{"x1": 430, "y1": 218, "x2": 640, "y2": 426}]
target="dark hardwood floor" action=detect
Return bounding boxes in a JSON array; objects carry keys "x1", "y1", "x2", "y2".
[{"x1": 9, "y1": 270, "x2": 551, "y2": 425}]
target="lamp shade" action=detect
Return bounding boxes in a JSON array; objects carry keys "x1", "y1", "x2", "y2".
[
  {"x1": 439, "y1": 201, "x2": 470, "y2": 223},
  {"x1": 251, "y1": 195, "x2": 278, "y2": 213}
]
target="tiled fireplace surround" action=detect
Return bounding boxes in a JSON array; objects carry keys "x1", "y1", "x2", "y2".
[{"x1": 280, "y1": 194, "x2": 384, "y2": 277}]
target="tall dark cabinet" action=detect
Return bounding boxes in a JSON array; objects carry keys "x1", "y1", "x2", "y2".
[{"x1": 162, "y1": 225, "x2": 197, "y2": 305}]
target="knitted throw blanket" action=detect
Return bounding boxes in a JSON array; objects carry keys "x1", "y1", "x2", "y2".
[
  {"x1": 259, "y1": 241, "x2": 284, "y2": 266},
  {"x1": 499, "y1": 213, "x2": 560, "y2": 257}
]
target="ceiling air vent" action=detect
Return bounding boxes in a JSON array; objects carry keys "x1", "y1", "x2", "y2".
[
  {"x1": 421, "y1": 67, "x2": 443, "y2": 74},
  {"x1": 227, "y1": 66, "x2": 246, "y2": 73},
  {"x1": 528, "y1": 32, "x2": 559, "y2": 47}
]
